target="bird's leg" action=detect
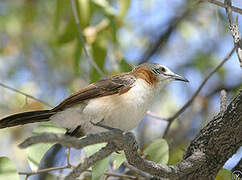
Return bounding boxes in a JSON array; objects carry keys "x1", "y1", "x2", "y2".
[
  {"x1": 90, "y1": 120, "x2": 124, "y2": 154},
  {"x1": 90, "y1": 119, "x2": 118, "y2": 131},
  {"x1": 66, "y1": 147, "x2": 72, "y2": 167}
]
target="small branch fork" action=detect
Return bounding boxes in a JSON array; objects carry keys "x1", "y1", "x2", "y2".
[{"x1": 19, "y1": 90, "x2": 242, "y2": 179}]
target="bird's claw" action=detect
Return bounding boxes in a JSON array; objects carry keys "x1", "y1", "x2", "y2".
[{"x1": 90, "y1": 120, "x2": 117, "y2": 131}]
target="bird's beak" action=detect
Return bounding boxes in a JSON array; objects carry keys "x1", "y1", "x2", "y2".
[{"x1": 170, "y1": 73, "x2": 189, "y2": 82}]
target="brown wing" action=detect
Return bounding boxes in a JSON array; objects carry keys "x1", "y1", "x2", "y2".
[{"x1": 52, "y1": 73, "x2": 136, "y2": 111}]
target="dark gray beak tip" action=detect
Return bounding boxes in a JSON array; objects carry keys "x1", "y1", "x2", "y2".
[
  {"x1": 183, "y1": 78, "x2": 189, "y2": 83},
  {"x1": 173, "y1": 74, "x2": 189, "y2": 82}
]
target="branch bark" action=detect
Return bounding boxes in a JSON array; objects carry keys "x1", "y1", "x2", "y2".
[{"x1": 183, "y1": 90, "x2": 242, "y2": 179}]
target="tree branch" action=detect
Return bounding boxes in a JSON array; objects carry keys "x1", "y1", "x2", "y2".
[
  {"x1": 64, "y1": 142, "x2": 118, "y2": 180},
  {"x1": 200, "y1": 0, "x2": 242, "y2": 15},
  {"x1": 0, "y1": 82, "x2": 52, "y2": 108},
  {"x1": 183, "y1": 90, "x2": 242, "y2": 179},
  {"x1": 220, "y1": 89, "x2": 227, "y2": 113},
  {"x1": 224, "y1": 0, "x2": 242, "y2": 67},
  {"x1": 19, "y1": 90, "x2": 242, "y2": 179},
  {"x1": 19, "y1": 129, "x2": 123, "y2": 149},
  {"x1": 163, "y1": 47, "x2": 235, "y2": 138}
]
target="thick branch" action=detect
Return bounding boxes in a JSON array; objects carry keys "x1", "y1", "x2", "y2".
[{"x1": 183, "y1": 90, "x2": 242, "y2": 179}]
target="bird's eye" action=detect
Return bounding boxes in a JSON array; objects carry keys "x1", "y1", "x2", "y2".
[
  {"x1": 152, "y1": 67, "x2": 166, "y2": 74},
  {"x1": 160, "y1": 67, "x2": 166, "y2": 72}
]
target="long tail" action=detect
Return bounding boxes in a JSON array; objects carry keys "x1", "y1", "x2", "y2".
[{"x1": 0, "y1": 110, "x2": 56, "y2": 129}]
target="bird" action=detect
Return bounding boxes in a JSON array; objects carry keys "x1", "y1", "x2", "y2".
[{"x1": 0, "y1": 63, "x2": 188, "y2": 137}]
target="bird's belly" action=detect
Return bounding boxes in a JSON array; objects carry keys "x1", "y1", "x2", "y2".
[{"x1": 82, "y1": 93, "x2": 150, "y2": 134}]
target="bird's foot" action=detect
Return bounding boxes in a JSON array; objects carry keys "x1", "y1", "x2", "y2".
[{"x1": 90, "y1": 120, "x2": 118, "y2": 131}]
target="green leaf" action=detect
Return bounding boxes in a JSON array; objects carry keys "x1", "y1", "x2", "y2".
[
  {"x1": 27, "y1": 122, "x2": 66, "y2": 171},
  {"x1": 92, "y1": 157, "x2": 109, "y2": 180},
  {"x1": 55, "y1": 0, "x2": 69, "y2": 30},
  {"x1": 143, "y1": 138, "x2": 169, "y2": 164},
  {"x1": 108, "y1": 15, "x2": 118, "y2": 42},
  {"x1": 120, "y1": 59, "x2": 132, "y2": 72},
  {"x1": 92, "y1": 0, "x2": 116, "y2": 16},
  {"x1": 27, "y1": 143, "x2": 53, "y2": 171},
  {"x1": 78, "y1": 0, "x2": 91, "y2": 27},
  {"x1": 118, "y1": 0, "x2": 130, "y2": 19},
  {"x1": 32, "y1": 121, "x2": 66, "y2": 135},
  {"x1": 90, "y1": 38, "x2": 107, "y2": 82},
  {"x1": 168, "y1": 143, "x2": 186, "y2": 165},
  {"x1": 57, "y1": 20, "x2": 78, "y2": 44},
  {"x1": 83, "y1": 143, "x2": 107, "y2": 157},
  {"x1": 216, "y1": 168, "x2": 231, "y2": 180},
  {"x1": 0, "y1": 157, "x2": 20, "y2": 180},
  {"x1": 83, "y1": 143, "x2": 109, "y2": 180},
  {"x1": 73, "y1": 40, "x2": 82, "y2": 75},
  {"x1": 112, "y1": 151, "x2": 126, "y2": 170}
]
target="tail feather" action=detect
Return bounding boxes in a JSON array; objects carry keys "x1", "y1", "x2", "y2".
[{"x1": 0, "y1": 110, "x2": 56, "y2": 129}]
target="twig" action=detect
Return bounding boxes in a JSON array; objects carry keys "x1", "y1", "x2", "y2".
[
  {"x1": 225, "y1": 0, "x2": 242, "y2": 67},
  {"x1": 200, "y1": 0, "x2": 242, "y2": 14},
  {"x1": 71, "y1": 0, "x2": 106, "y2": 77},
  {"x1": 146, "y1": 111, "x2": 169, "y2": 122},
  {"x1": 0, "y1": 82, "x2": 52, "y2": 108},
  {"x1": 103, "y1": 172, "x2": 136, "y2": 180},
  {"x1": 206, "y1": 83, "x2": 242, "y2": 97},
  {"x1": 66, "y1": 147, "x2": 72, "y2": 167},
  {"x1": 19, "y1": 164, "x2": 72, "y2": 176},
  {"x1": 123, "y1": 162, "x2": 154, "y2": 179},
  {"x1": 163, "y1": 47, "x2": 236, "y2": 138},
  {"x1": 220, "y1": 89, "x2": 227, "y2": 113},
  {"x1": 139, "y1": 0, "x2": 193, "y2": 64},
  {"x1": 19, "y1": 165, "x2": 136, "y2": 180}
]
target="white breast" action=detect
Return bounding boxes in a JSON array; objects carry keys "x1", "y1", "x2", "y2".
[{"x1": 51, "y1": 79, "x2": 156, "y2": 135}]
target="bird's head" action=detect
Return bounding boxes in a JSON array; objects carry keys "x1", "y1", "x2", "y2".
[{"x1": 132, "y1": 63, "x2": 188, "y2": 89}]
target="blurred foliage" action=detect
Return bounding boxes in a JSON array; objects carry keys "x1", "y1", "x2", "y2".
[
  {"x1": 0, "y1": 0, "x2": 241, "y2": 179},
  {"x1": 215, "y1": 168, "x2": 231, "y2": 180},
  {"x1": 168, "y1": 143, "x2": 187, "y2": 165},
  {"x1": 0, "y1": 157, "x2": 20, "y2": 180},
  {"x1": 143, "y1": 138, "x2": 169, "y2": 164}
]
